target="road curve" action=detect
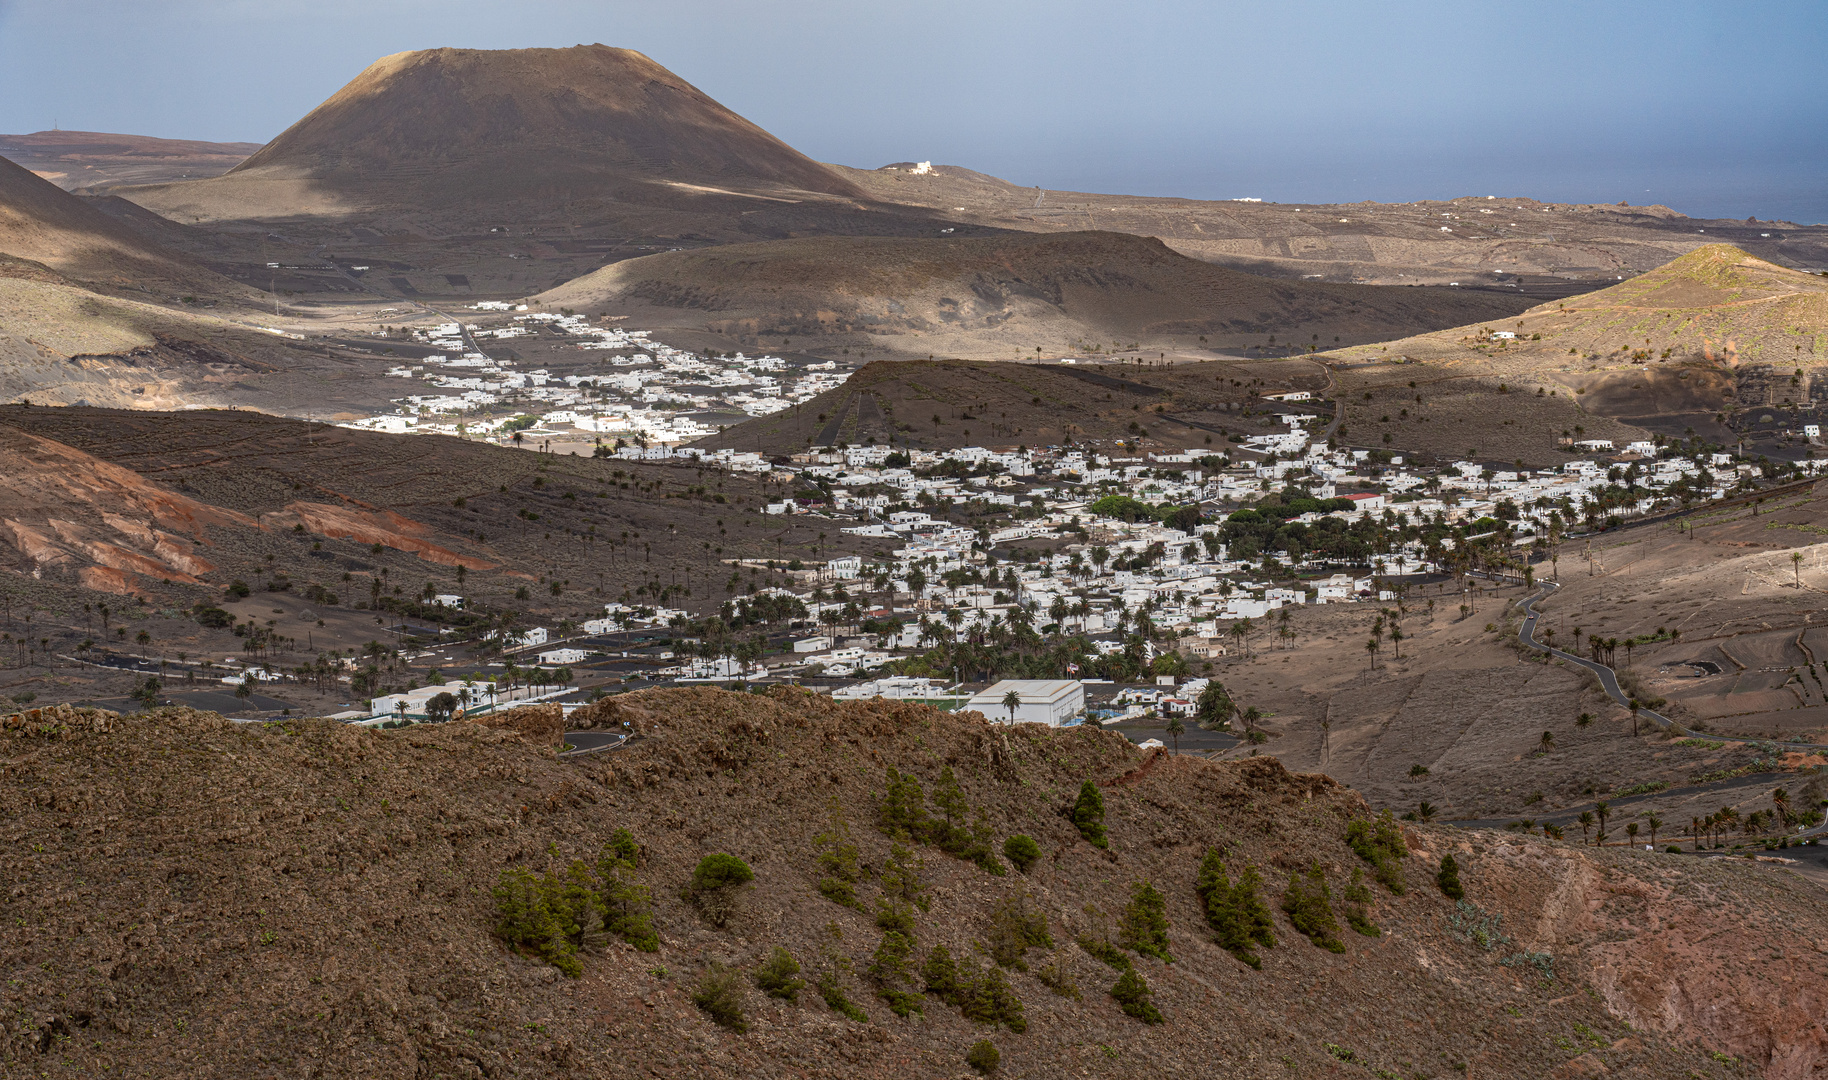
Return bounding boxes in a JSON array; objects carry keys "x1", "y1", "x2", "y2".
[
  {"x1": 560, "y1": 730, "x2": 628, "y2": 757},
  {"x1": 1516, "y1": 581, "x2": 1828, "y2": 840}
]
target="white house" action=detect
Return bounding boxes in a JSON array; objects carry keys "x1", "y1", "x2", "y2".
[
  {"x1": 968, "y1": 680, "x2": 1085, "y2": 727},
  {"x1": 537, "y1": 648, "x2": 590, "y2": 665},
  {"x1": 517, "y1": 627, "x2": 550, "y2": 648},
  {"x1": 1806, "y1": 425, "x2": 1821, "y2": 439},
  {"x1": 793, "y1": 636, "x2": 833, "y2": 654},
  {"x1": 430, "y1": 594, "x2": 464, "y2": 609}
]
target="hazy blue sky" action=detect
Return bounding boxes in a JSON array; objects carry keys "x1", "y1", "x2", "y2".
[{"x1": 3, "y1": 0, "x2": 1824, "y2": 221}]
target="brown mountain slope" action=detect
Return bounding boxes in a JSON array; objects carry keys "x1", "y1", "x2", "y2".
[
  {"x1": 839, "y1": 162, "x2": 1828, "y2": 287},
  {"x1": 0, "y1": 153, "x2": 218, "y2": 288},
  {"x1": 694, "y1": 356, "x2": 1330, "y2": 454},
  {"x1": 119, "y1": 45, "x2": 863, "y2": 223},
  {"x1": 538, "y1": 230, "x2": 1536, "y2": 359},
  {"x1": 0, "y1": 692, "x2": 1817, "y2": 1078},
  {"x1": 0, "y1": 130, "x2": 261, "y2": 190},
  {"x1": 1310, "y1": 245, "x2": 1828, "y2": 463}
]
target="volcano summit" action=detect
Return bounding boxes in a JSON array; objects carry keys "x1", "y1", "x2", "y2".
[{"x1": 119, "y1": 45, "x2": 864, "y2": 224}]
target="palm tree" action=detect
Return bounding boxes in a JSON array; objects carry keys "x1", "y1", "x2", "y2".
[
  {"x1": 1626, "y1": 822, "x2": 1640, "y2": 845},
  {"x1": 1645, "y1": 814, "x2": 1662, "y2": 848},
  {"x1": 1001, "y1": 689, "x2": 1022, "y2": 725},
  {"x1": 1365, "y1": 637, "x2": 1379, "y2": 672},
  {"x1": 1578, "y1": 811, "x2": 1594, "y2": 844},
  {"x1": 1166, "y1": 715, "x2": 1184, "y2": 754},
  {"x1": 1539, "y1": 730, "x2": 1554, "y2": 754},
  {"x1": 1416, "y1": 801, "x2": 1438, "y2": 822},
  {"x1": 1595, "y1": 800, "x2": 1611, "y2": 841},
  {"x1": 1628, "y1": 698, "x2": 1641, "y2": 736},
  {"x1": 1793, "y1": 550, "x2": 1805, "y2": 588}
]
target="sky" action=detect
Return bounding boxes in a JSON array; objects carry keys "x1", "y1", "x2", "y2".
[{"x1": 2, "y1": 0, "x2": 1825, "y2": 222}]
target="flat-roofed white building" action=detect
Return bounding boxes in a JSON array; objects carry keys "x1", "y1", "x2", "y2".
[
  {"x1": 537, "y1": 648, "x2": 590, "y2": 665},
  {"x1": 968, "y1": 680, "x2": 1085, "y2": 727}
]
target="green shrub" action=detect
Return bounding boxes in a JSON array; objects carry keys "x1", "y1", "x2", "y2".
[
  {"x1": 966, "y1": 1039, "x2": 1001, "y2": 1075},
  {"x1": 879, "y1": 766, "x2": 1007, "y2": 875},
  {"x1": 922, "y1": 944, "x2": 966, "y2": 1003},
  {"x1": 684, "y1": 853, "x2": 755, "y2": 927},
  {"x1": 819, "y1": 878, "x2": 860, "y2": 908},
  {"x1": 868, "y1": 929, "x2": 924, "y2": 1017},
  {"x1": 878, "y1": 766, "x2": 931, "y2": 841},
  {"x1": 691, "y1": 852, "x2": 755, "y2": 891},
  {"x1": 924, "y1": 945, "x2": 1026, "y2": 1030},
  {"x1": 692, "y1": 963, "x2": 748, "y2": 1032},
  {"x1": 1109, "y1": 967, "x2": 1163, "y2": 1024},
  {"x1": 1070, "y1": 780, "x2": 1108, "y2": 848},
  {"x1": 493, "y1": 867, "x2": 587, "y2": 977},
  {"x1": 597, "y1": 858, "x2": 660, "y2": 952},
  {"x1": 1345, "y1": 810, "x2": 1409, "y2": 894},
  {"x1": 607, "y1": 827, "x2": 641, "y2": 866},
  {"x1": 961, "y1": 965, "x2": 1027, "y2": 1032},
  {"x1": 867, "y1": 930, "x2": 917, "y2": 987},
  {"x1": 814, "y1": 799, "x2": 863, "y2": 908},
  {"x1": 492, "y1": 840, "x2": 660, "y2": 975},
  {"x1": 1437, "y1": 854, "x2": 1465, "y2": 901},
  {"x1": 193, "y1": 606, "x2": 233, "y2": 628},
  {"x1": 880, "y1": 842, "x2": 932, "y2": 912},
  {"x1": 985, "y1": 892, "x2": 1053, "y2": 970},
  {"x1": 875, "y1": 896, "x2": 916, "y2": 934},
  {"x1": 755, "y1": 947, "x2": 805, "y2": 1002},
  {"x1": 1194, "y1": 849, "x2": 1276, "y2": 968},
  {"x1": 1034, "y1": 953, "x2": 1081, "y2": 1000},
  {"x1": 1003, "y1": 834, "x2": 1041, "y2": 873},
  {"x1": 817, "y1": 970, "x2": 868, "y2": 1022},
  {"x1": 1282, "y1": 863, "x2": 1346, "y2": 953},
  {"x1": 1076, "y1": 934, "x2": 1131, "y2": 971},
  {"x1": 1342, "y1": 867, "x2": 1381, "y2": 937},
  {"x1": 1118, "y1": 881, "x2": 1172, "y2": 962}
]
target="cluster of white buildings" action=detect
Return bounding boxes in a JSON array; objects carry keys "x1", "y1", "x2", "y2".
[{"x1": 341, "y1": 310, "x2": 848, "y2": 448}]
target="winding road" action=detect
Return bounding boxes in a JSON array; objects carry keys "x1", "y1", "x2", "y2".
[{"x1": 1514, "y1": 579, "x2": 1828, "y2": 841}]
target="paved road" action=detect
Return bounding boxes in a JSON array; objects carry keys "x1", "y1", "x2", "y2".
[
  {"x1": 1515, "y1": 580, "x2": 1828, "y2": 840},
  {"x1": 560, "y1": 730, "x2": 629, "y2": 757}
]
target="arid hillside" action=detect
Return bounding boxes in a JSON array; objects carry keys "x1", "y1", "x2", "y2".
[
  {"x1": 694, "y1": 355, "x2": 1330, "y2": 455},
  {"x1": 838, "y1": 163, "x2": 1828, "y2": 287},
  {"x1": 0, "y1": 691, "x2": 1818, "y2": 1078},
  {"x1": 0, "y1": 154, "x2": 225, "y2": 290},
  {"x1": 1311, "y1": 245, "x2": 1828, "y2": 464},
  {"x1": 539, "y1": 230, "x2": 1536, "y2": 359},
  {"x1": 116, "y1": 45, "x2": 865, "y2": 225},
  {"x1": 0, "y1": 130, "x2": 262, "y2": 191}
]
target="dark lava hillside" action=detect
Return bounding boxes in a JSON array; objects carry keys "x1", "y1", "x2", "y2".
[
  {"x1": 1, "y1": 690, "x2": 1819, "y2": 1078},
  {"x1": 693, "y1": 356, "x2": 1330, "y2": 455},
  {"x1": 539, "y1": 230, "x2": 1537, "y2": 359}
]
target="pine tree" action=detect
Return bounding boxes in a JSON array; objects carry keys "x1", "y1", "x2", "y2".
[
  {"x1": 1071, "y1": 779, "x2": 1108, "y2": 848},
  {"x1": 1194, "y1": 849, "x2": 1276, "y2": 968},
  {"x1": 1117, "y1": 881, "x2": 1172, "y2": 962},
  {"x1": 1436, "y1": 853, "x2": 1465, "y2": 901},
  {"x1": 1109, "y1": 966, "x2": 1163, "y2": 1024},
  {"x1": 1282, "y1": 863, "x2": 1346, "y2": 953}
]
